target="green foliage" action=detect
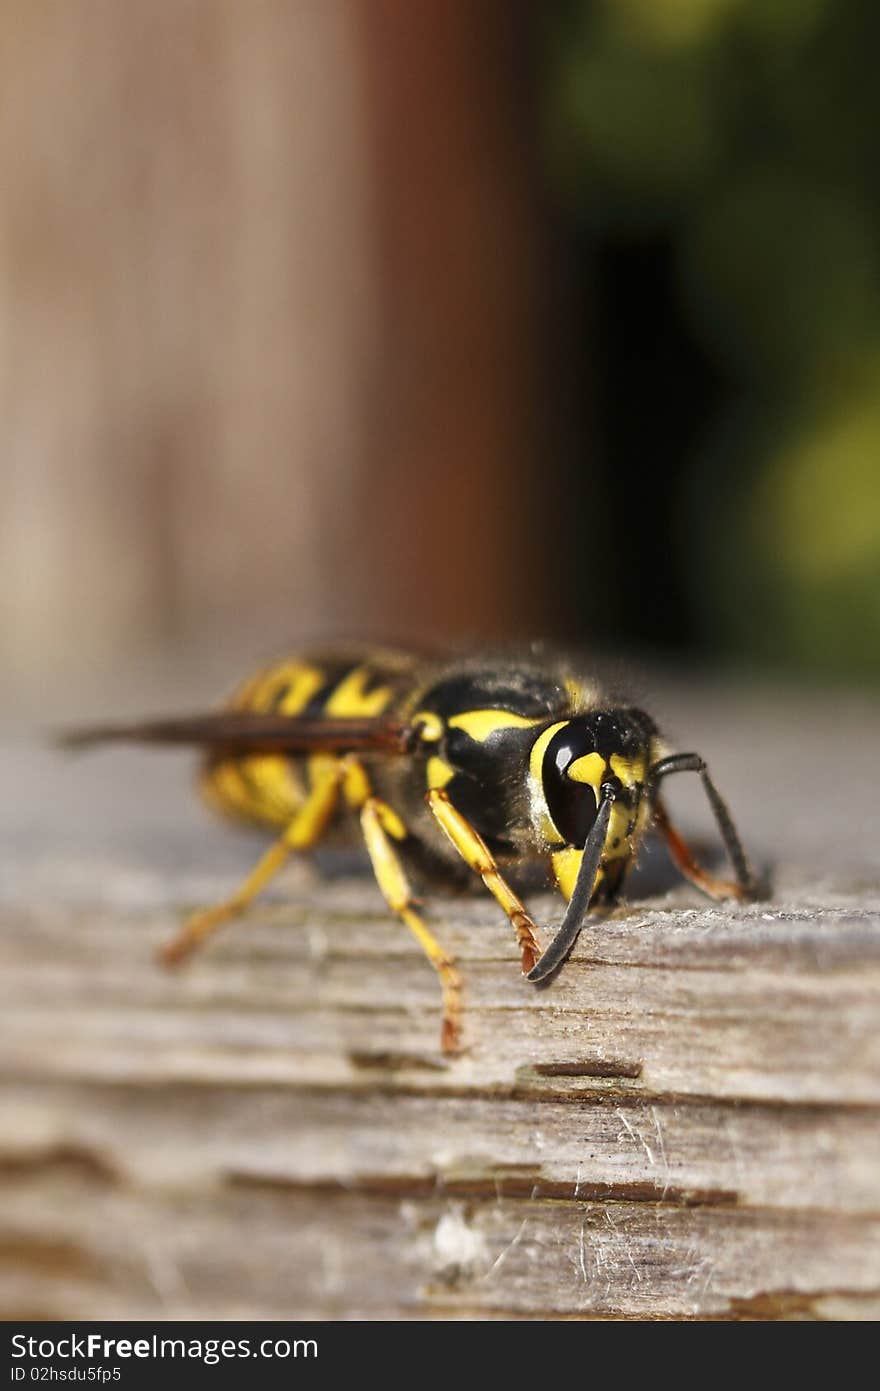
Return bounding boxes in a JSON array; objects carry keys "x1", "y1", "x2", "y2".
[{"x1": 544, "y1": 0, "x2": 880, "y2": 676}]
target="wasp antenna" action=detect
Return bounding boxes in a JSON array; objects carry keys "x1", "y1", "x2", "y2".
[
  {"x1": 650, "y1": 751, "x2": 757, "y2": 898},
  {"x1": 526, "y1": 789, "x2": 615, "y2": 983}
]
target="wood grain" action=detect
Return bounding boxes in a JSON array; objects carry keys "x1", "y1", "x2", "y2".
[{"x1": 2, "y1": 863, "x2": 879, "y2": 1321}]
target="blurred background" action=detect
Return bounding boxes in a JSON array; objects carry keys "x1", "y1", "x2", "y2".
[
  {"x1": 2, "y1": 0, "x2": 879, "y2": 710},
  {"x1": 2, "y1": 2, "x2": 879, "y2": 1326}
]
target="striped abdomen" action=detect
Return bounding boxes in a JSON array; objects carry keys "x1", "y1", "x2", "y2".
[{"x1": 201, "y1": 650, "x2": 419, "y2": 828}]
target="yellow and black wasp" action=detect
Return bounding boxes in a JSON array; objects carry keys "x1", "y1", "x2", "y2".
[{"x1": 63, "y1": 648, "x2": 757, "y2": 1052}]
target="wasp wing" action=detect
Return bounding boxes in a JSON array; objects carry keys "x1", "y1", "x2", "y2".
[{"x1": 55, "y1": 711, "x2": 413, "y2": 756}]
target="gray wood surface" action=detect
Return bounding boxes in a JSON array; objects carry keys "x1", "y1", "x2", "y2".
[{"x1": 2, "y1": 676, "x2": 879, "y2": 1319}]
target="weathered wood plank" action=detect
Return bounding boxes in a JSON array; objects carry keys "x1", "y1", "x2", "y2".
[
  {"x1": 2, "y1": 683, "x2": 879, "y2": 1320},
  {"x1": 3, "y1": 885, "x2": 879, "y2": 1103},
  {"x1": 2, "y1": 863, "x2": 879, "y2": 1320},
  {"x1": 4, "y1": 1172, "x2": 880, "y2": 1321}
]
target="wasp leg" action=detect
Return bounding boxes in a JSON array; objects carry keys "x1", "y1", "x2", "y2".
[
  {"x1": 425, "y1": 788, "x2": 541, "y2": 975},
  {"x1": 652, "y1": 778, "x2": 756, "y2": 902},
  {"x1": 650, "y1": 751, "x2": 756, "y2": 898},
  {"x1": 160, "y1": 755, "x2": 344, "y2": 967},
  {"x1": 360, "y1": 796, "x2": 462, "y2": 1055}
]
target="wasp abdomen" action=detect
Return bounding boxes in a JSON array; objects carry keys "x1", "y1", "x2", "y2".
[{"x1": 201, "y1": 650, "x2": 418, "y2": 829}]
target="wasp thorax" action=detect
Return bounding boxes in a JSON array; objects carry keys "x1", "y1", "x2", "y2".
[{"x1": 540, "y1": 710, "x2": 654, "y2": 848}]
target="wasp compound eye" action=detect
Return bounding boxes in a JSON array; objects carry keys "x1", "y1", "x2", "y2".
[{"x1": 542, "y1": 723, "x2": 600, "y2": 847}]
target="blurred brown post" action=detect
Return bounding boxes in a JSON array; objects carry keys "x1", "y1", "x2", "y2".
[
  {"x1": 0, "y1": 1, "x2": 543, "y2": 701},
  {"x1": 353, "y1": 0, "x2": 543, "y2": 645}
]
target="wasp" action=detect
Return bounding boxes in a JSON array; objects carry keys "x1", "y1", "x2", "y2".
[{"x1": 62, "y1": 648, "x2": 757, "y2": 1052}]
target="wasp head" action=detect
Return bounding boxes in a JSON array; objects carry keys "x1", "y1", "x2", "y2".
[{"x1": 529, "y1": 708, "x2": 658, "y2": 902}]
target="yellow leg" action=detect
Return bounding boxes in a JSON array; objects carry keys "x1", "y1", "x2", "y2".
[
  {"x1": 160, "y1": 756, "x2": 344, "y2": 967},
  {"x1": 426, "y1": 788, "x2": 541, "y2": 975},
  {"x1": 360, "y1": 796, "x2": 462, "y2": 1055}
]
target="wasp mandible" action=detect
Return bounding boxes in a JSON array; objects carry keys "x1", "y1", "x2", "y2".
[{"x1": 62, "y1": 648, "x2": 757, "y2": 1052}]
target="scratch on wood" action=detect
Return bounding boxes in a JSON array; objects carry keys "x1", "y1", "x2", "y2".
[
  {"x1": 616, "y1": 1108, "x2": 655, "y2": 1165},
  {"x1": 483, "y1": 1216, "x2": 529, "y2": 1282},
  {"x1": 651, "y1": 1105, "x2": 671, "y2": 1199}
]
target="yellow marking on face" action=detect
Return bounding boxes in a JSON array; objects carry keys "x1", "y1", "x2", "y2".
[
  {"x1": 606, "y1": 801, "x2": 634, "y2": 860},
  {"x1": 551, "y1": 846, "x2": 582, "y2": 902},
  {"x1": 552, "y1": 847, "x2": 608, "y2": 902},
  {"x1": 324, "y1": 665, "x2": 393, "y2": 718},
  {"x1": 567, "y1": 752, "x2": 605, "y2": 789},
  {"x1": 413, "y1": 710, "x2": 444, "y2": 742},
  {"x1": 610, "y1": 753, "x2": 648, "y2": 787},
  {"x1": 448, "y1": 709, "x2": 544, "y2": 742},
  {"x1": 528, "y1": 721, "x2": 568, "y2": 785},
  {"x1": 549, "y1": 801, "x2": 632, "y2": 873},
  {"x1": 560, "y1": 752, "x2": 648, "y2": 859},
  {"x1": 528, "y1": 721, "x2": 567, "y2": 844},
  {"x1": 427, "y1": 755, "x2": 456, "y2": 790}
]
